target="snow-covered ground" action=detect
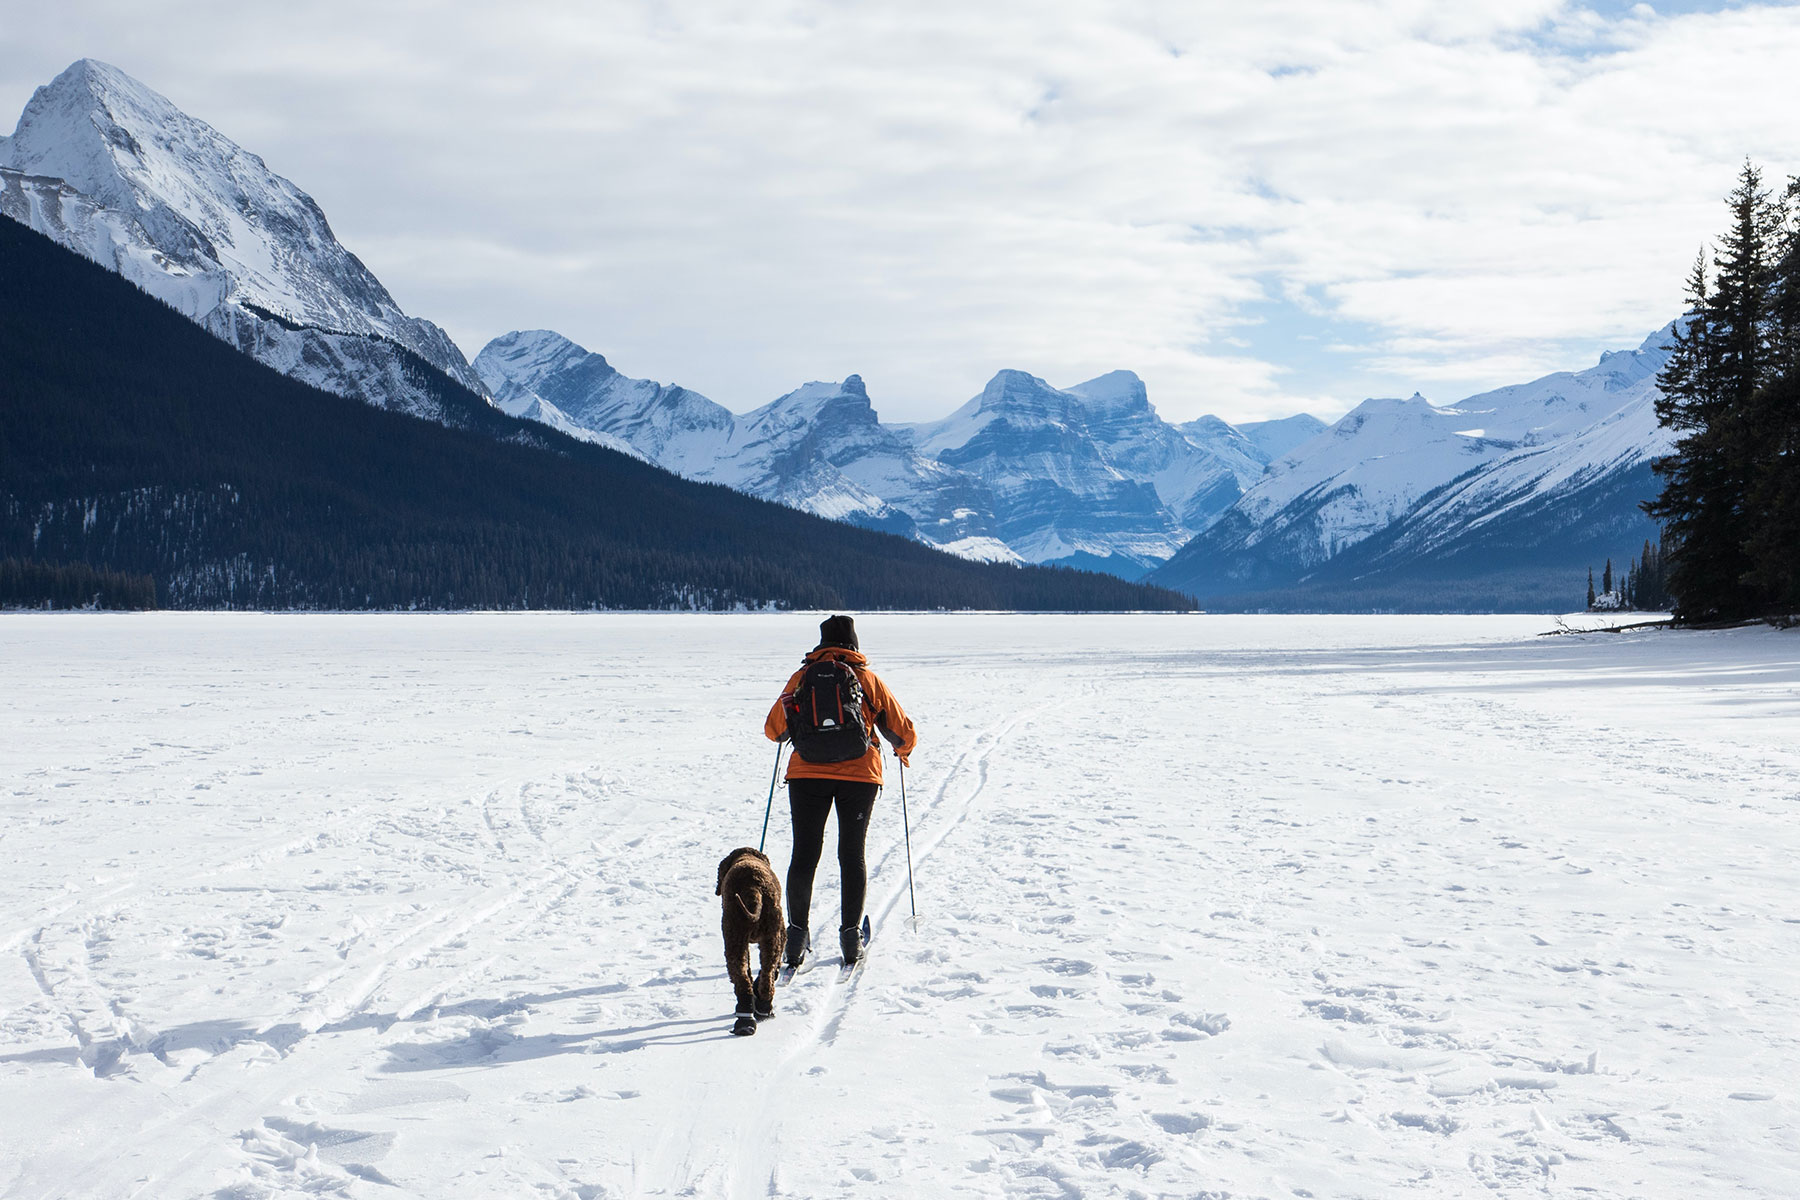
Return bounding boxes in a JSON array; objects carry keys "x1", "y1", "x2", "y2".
[{"x1": 3, "y1": 614, "x2": 1797, "y2": 1199}]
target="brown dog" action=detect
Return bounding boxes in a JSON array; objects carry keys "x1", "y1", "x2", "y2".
[{"x1": 716, "y1": 847, "x2": 786, "y2": 1036}]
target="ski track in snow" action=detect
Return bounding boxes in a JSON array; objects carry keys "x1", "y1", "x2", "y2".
[
  {"x1": 2, "y1": 613, "x2": 1798, "y2": 1199},
  {"x1": 698, "y1": 699, "x2": 1063, "y2": 1200}
]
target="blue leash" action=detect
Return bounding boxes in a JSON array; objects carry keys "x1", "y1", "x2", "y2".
[{"x1": 758, "y1": 739, "x2": 783, "y2": 853}]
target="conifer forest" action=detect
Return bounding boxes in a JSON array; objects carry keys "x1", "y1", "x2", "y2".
[{"x1": 1644, "y1": 162, "x2": 1800, "y2": 621}]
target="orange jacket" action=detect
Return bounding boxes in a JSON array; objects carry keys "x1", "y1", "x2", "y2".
[{"x1": 764, "y1": 648, "x2": 916, "y2": 784}]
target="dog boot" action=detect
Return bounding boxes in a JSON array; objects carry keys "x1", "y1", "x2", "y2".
[
  {"x1": 839, "y1": 923, "x2": 862, "y2": 967},
  {"x1": 785, "y1": 924, "x2": 809, "y2": 969},
  {"x1": 732, "y1": 1009, "x2": 757, "y2": 1037},
  {"x1": 754, "y1": 1000, "x2": 774, "y2": 1022}
]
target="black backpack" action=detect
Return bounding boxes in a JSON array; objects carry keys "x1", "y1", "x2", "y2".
[{"x1": 784, "y1": 659, "x2": 875, "y2": 763}]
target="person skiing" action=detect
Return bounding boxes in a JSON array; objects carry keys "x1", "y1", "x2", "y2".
[{"x1": 764, "y1": 614, "x2": 916, "y2": 969}]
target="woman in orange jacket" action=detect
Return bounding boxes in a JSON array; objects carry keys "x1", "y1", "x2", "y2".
[{"x1": 765, "y1": 614, "x2": 916, "y2": 968}]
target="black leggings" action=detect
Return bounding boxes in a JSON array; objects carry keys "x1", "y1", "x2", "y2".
[{"x1": 786, "y1": 778, "x2": 879, "y2": 933}]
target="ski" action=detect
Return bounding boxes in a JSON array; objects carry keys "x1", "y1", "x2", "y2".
[
  {"x1": 777, "y1": 928, "x2": 819, "y2": 986},
  {"x1": 780, "y1": 916, "x2": 872, "y2": 985},
  {"x1": 777, "y1": 956, "x2": 819, "y2": 987}
]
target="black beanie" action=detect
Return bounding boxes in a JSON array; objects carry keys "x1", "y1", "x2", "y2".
[{"x1": 818, "y1": 614, "x2": 859, "y2": 650}]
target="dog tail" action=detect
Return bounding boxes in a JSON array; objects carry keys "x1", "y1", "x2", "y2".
[{"x1": 734, "y1": 891, "x2": 763, "y2": 922}]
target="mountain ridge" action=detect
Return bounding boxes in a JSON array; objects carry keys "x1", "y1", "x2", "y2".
[
  {"x1": 0, "y1": 214, "x2": 1189, "y2": 612},
  {"x1": 1, "y1": 57, "x2": 1675, "y2": 611},
  {"x1": 1148, "y1": 327, "x2": 1675, "y2": 607},
  {"x1": 478, "y1": 331, "x2": 1309, "y2": 571},
  {"x1": 0, "y1": 59, "x2": 1323, "y2": 582}
]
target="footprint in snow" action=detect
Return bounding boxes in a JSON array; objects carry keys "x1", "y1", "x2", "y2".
[
  {"x1": 1151, "y1": 1111, "x2": 1212, "y2": 1135},
  {"x1": 1162, "y1": 1011, "x2": 1230, "y2": 1040},
  {"x1": 1035, "y1": 958, "x2": 1096, "y2": 977}
]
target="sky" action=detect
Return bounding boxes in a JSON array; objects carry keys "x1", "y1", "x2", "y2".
[{"x1": 5, "y1": 1, "x2": 1800, "y2": 425}]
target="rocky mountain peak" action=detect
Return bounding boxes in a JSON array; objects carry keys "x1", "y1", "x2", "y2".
[
  {"x1": 2, "y1": 57, "x2": 488, "y2": 404},
  {"x1": 8, "y1": 59, "x2": 281, "y2": 260},
  {"x1": 973, "y1": 369, "x2": 1083, "y2": 426},
  {"x1": 475, "y1": 330, "x2": 613, "y2": 400},
  {"x1": 745, "y1": 377, "x2": 890, "y2": 450},
  {"x1": 7, "y1": 60, "x2": 155, "y2": 184},
  {"x1": 1066, "y1": 369, "x2": 1150, "y2": 417}
]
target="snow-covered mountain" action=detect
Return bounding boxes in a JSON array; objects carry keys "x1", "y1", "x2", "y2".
[
  {"x1": 0, "y1": 58, "x2": 1320, "y2": 579},
  {"x1": 0, "y1": 59, "x2": 487, "y2": 420},
  {"x1": 477, "y1": 331, "x2": 1017, "y2": 560},
  {"x1": 0, "y1": 59, "x2": 1673, "y2": 606},
  {"x1": 1231, "y1": 413, "x2": 1330, "y2": 463},
  {"x1": 1150, "y1": 327, "x2": 1676, "y2": 605},
  {"x1": 724, "y1": 376, "x2": 1016, "y2": 558},
  {"x1": 908, "y1": 370, "x2": 1206, "y2": 572},
  {"x1": 475, "y1": 330, "x2": 732, "y2": 473},
  {"x1": 1065, "y1": 371, "x2": 1270, "y2": 531},
  {"x1": 479, "y1": 331, "x2": 1299, "y2": 572}
]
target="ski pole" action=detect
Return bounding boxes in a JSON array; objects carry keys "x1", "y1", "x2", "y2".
[
  {"x1": 900, "y1": 758, "x2": 918, "y2": 928},
  {"x1": 758, "y1": 739, "x2": 782, "y2": 853}
]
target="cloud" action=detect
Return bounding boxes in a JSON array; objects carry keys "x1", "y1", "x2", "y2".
[{"x1": 2, "y1": 0, "x2": 1796, "y2": 423}]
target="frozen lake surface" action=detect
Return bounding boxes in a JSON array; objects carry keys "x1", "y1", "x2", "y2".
[{"x1": 2, "y1": 613, "x2": 1798, "y2": 1199}]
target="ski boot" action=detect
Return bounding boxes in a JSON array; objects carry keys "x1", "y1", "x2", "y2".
[{"x1": 785, "y1": 924, "x2": 810, "y2": 970}]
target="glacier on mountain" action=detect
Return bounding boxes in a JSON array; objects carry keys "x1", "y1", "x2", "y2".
[{"x1": 0, "y1": 59, "x2": 487, "y2": 420}]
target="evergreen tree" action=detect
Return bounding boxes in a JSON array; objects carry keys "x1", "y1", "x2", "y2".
[
  {"x1": 1642, "y1": 535, "x2": 1672, "y2": 610},
  {"x1": 1645, "y1": 163, "x2": 1783, "y2": 620},
  {"x1": 1586, "y1": 567, "x2": 1596, "y2": 609},
  {"x1": 1744, "y1": 368, "x2": 1800, "y2": 609},
  {"x1": 1743, "y1": 175, "x2": 1800, "y2": 610},
  {"x1": 1602, "y1": 558, "x2": 1613, "y2": 596},
  {"x1": 1713, "y1": 164, "x2": 1779, "y2": 414}
]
